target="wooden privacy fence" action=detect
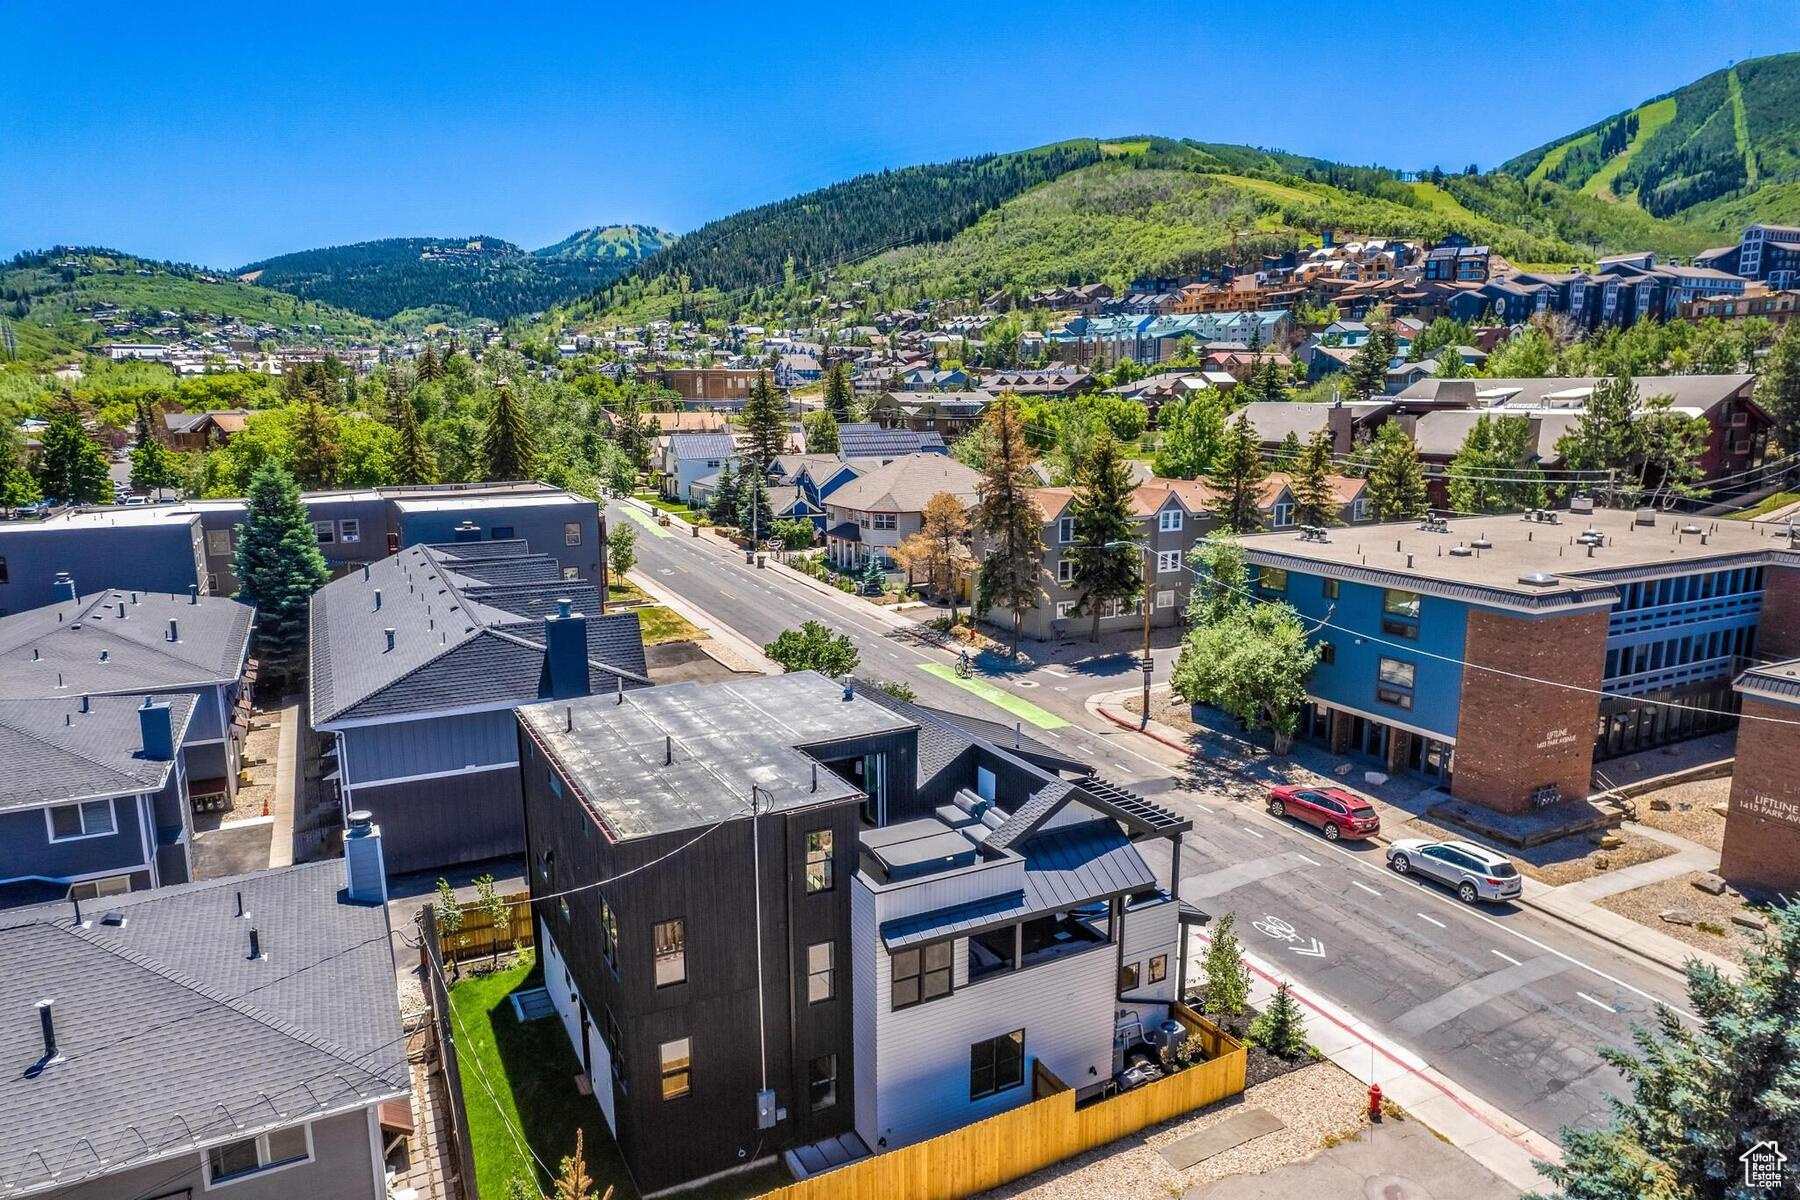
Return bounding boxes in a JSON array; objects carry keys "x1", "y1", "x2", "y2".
[
  {"x1": 764, "y1": 1004, "x2": 1247, "y2": 1200},
  {"x1": 437, "y1": 891, "x2": 534, "y2": 964},
  {"x1": 421, "y1": 906, "x2": 481, "y2": 1200}
]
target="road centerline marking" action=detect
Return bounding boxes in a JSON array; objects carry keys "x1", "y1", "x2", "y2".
[
  {"x1": 1241, "y1": 826, "x2": 1266, "y2": 840},
  {"x1": 1351, "y1": 880, "x2": 1382, "y2": 897},
  {"x1": 1492, "y1": 949, "x2": 1523, "y2": 966},
  {"x1": 1577, "y1": 991, "x2": 1617, "y2": 1014},
  {"x1": 1418, "y1": 912, "x2": 1447, "y2": 929},
  {"x1": 1295, "y1": 853, "x2": 1321, "y2": 866}
]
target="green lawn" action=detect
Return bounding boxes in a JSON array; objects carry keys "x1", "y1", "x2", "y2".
[
  {"x1": 1726, "y1": 491, "x2": 1799, "y2": 519},
  {"x1": 637, "y1": 605, "x2": 703, "y2": 645},
  {"x1": 448, "y1": 956, "x2": 788, "y2": 1200}
]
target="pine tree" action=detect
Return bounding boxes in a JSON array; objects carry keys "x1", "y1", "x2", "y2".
[
  {"x1": 1346, "y1": 326, "x2": 1397, "y2": 398},
  {"x1": 1290, "y1": 430, "x2": 1341, "y2": 527},
  {"x1": 1247, "y1": 981, "x2": 1309, "y2": 1058},
  {"x1": 483, "y1": 384, "x2": 536, "y2": 481},
  {"x1": 823, "y1": 361, "x2": 854, "y2": 421},
  {"x1": 709, "y1": 460, "x2": 740, "y2": 525},
  {"x1": 233, "y1": 463, "x2": 330, "y2": 684},
  {"x1": 36, "y1": 410, "x2": 110, "y2": 504},
  {"x1": 1207, "y1": 412, "x2": 1268, "y2": 533},
  {"x1": 392, "y1": 390, "x2": 438, "y2": 485},
  {"x1": 736, "y1": 469, "x2": 773, "y2": 543},
  {"x1": 1275, "y1": 430, "x2": 1303, "y2": 467},
  {"x1": 133, "y1": 397, "x2": 155, "y2": 449},
  {"x1": 290, "y1": 388, "x2": 341, "y2": 490},
  {"x1": 1448, "y1": 414, "x2": 1544, "y2": 514},
  {"x1": 972, "y1": 394, "x2": 1044, "y2": 655},
  {"x1": 1202, "y1": 912, "x2": 1252, "y2": 1017},
  {"x1": 803, "y1": 409, "x2": 840, "y2": 453},
  {"x1": 1069, "y1": 433, "x2": 1142, "y2": 642},
  {"x1": 552, "y1": 1129, "x2": 602, "y2": 1200},
  {"x1": 416, "y1": 344, "x2": 443, "y2": 382},
  {"x1": 1534, "y1": 904, "x2": 1800, "y2": 1200},
  {"x1": 1555, "y1": 374, "x2": 1641, "y2": 507},
  {"x1": 1365, "y1": 425, "x2": 1429, "y2": 521},
  {"x1": 738, "y1": 371, "x2": 789, "y2": 471}
]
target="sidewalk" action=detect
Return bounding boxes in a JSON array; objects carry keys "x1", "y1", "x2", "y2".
[
  {"x1": 623, "y1": 566, "x2": 777, "y2": 675},
  {"x1": 1093, "y1": 686, "x2": 1739, "y2": 981}
]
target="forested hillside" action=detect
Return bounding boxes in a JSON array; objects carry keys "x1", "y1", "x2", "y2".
[
  {"x1": 0, "y1": 248, "x2": 384, "y2": 363},
  {"x1": 534, "y1": 224, "x2": 676, "y2": 260},
  {"x1": 238, "y1": 235, "x2": 647, "y2": 323},
  {"x1": 1501, "y1": 51, "x2": 1800, "y2": 222}
]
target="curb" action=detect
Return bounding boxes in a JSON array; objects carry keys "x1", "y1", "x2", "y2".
[{"x1": 1096, "y1": 692, "x2": 1706, "y2": 981}]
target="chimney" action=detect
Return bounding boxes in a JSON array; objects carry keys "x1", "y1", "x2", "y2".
[
  {"x1": 138, "y1": 696, "x2": 175, "y2": 761},
  {"x1": 187, "y1": 583, "x2": 198, "y2": 605},
  {"x1": 166, "y1": 618, "x2": 179, "y2": 643},
  {"x1": 537, "y1": 600, "x2": 590, "y2": 701},
  {"x1": 344, "y1": 810, "x2": 388, "y2": 904}
]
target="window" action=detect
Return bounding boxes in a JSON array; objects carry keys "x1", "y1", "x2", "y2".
[
  {"x1": 1156, "y1": 588, "x2": 1176, "y2": 610},
  {"x1": 658, "y1": 1037, "x2": 691, "y2": 1100},
  {"x1": 562, "y1": 566, "x2": 580, "y2": 581},
  {"x1": 600, "y1": 901, "x2": 620, "y2": 971},
  {"x1": 1259, "y1": 567, "x2": 1287, "y2": 593},
  {"x1": 312, "y1": 520, "x2": 335, "y2": 545},
  {"x1": 1323, "y1": 578, "x2": 1339, "y2": 600},
  {"x1": 48, "y1": 800, "x2": 115, "y2": 842},
  {"x1": 1378, "y1": 657, "x2": 1416, "y2": 689},
  {"x1": 654, "y1": 919, "x2": 686, "y2": 988},
  {"x1": 604, "y1": 1008, "x2": 626, "y2": 1090},
  {"x1": 872, "y1": 513, "x2": 897, "y2": 531},
  {"x1": 337, "y1": 518, "x2": 360, "y2": 543},
  {"x1": 491, "y1": 525, "x2": 515, "y2": 540},
  {"x1": 1318, "y1": 641, "x2": 1336, "y2": 665},
  {"x1": 1118, "y1": 961, "x2": 1140, "y2": 992},
  {"x1": 1382, "y1": 587, "x2": 1420, "y2": 637},
  {"x1": 1057, "y1": 557, "x2": 1074, "y2": 585},
  {"x1": 1057, "y1": 517, "x2": 1075, "y2": 544},
  {"x1": 892, "y1": 942, "x2": 953, "y2": 1009},
  {"x1": 809, "y1": 1053, "x2": 838, "y2": 1110},
  {"x1": 0, "y1": 557, "x2": 6, "y2": 584},
  {"x1": 1056, "y1": 600, "x2": 1078, "y2": 619},
  {"x1": 67, "y1": 875, "x2": 131, "y2": 902},
  {"x1": 564, "y1": 522, "x2": 582, "y2": 546},
  {"x1": 205, "y1": 1124, "x2": 311, "y2": 1184},
  {"x1": 1272, "y1": 502, "x2": 1295, "y2": 528},
  {"x1": 205, "y1": 530, "x2": 231, "y2": 557},
  {"x1": 1158, "y1": 509, "x2": 1183, "y2": 533},
  {"x1": 807, "y1": 941, "x2": 835, "y2": 1003},
  {"x1": 969, "y1": 1030, "x2": 1025, "y2": 1100},
  {"x1": 1148, "y1": 954, "x2": 1168, "y2": 984},
  {"x1": 804, "y1": 831, "x2": 834, "y2": 893},
  {"x1": 1156, "y1": 550, "x2": 1182, "y2": 574},
  {"x1": 1352, "y1": 498, "x2": 1370, "y2": 523}
]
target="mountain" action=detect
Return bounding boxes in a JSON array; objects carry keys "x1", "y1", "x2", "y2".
[
  {"x1": 533, "y1": 224, "x2": 676, "y2": 261},
  {"x1": 238, "y1": 234, "x2": 650, "y2": 324},
  {"x1": 0, "y1": 247, "x2": 385, "y2": 363},
  {"x1": 1500, "y1": 51, "x2": 1800, "y2": 225},
  {"x1": 576, "y1": 136, "x2": 1719, "y2": 325}
]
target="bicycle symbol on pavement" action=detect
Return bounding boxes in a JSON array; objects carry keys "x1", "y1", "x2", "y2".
[{"x1": 1252, "y1": 914, "x2": 1326, "y2": 958}]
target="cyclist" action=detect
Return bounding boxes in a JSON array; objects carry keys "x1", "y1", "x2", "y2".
[{"x1": 956, "y1": 648, "x2": 973, "y2": 678}]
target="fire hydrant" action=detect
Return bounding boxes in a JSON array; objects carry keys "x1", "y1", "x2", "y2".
[{"x1": 1368, "y1": 1083, "x2": 1383, "y2": 1121}]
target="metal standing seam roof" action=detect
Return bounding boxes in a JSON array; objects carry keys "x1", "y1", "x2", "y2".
[
  {"x1": 0, "y1": 861, "x2": 407, "y2": 1197},
  {"x1": 0, "y1": 693, "x2": 197, "y2": 812},
  {"x1": 0, "y1": 591, "x2": 254, "y2": 700},
  {"x1": 665, "y1": 433, "x2": 739, "y2": 460}
]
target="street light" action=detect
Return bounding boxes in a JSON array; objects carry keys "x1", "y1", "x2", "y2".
[{"x1": 1102, "y1": 538, "x2": 1155, "y2": 730}]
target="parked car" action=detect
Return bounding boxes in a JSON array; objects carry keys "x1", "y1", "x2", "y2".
[
  {"x1": 1386, "y1": 838, "x2": 1523, "y2": 903},
  {"x1": 1266, "y1": 784, "x2": 1381, "y2": 841}
]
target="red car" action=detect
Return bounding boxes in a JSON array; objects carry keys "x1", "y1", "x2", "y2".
[{"x1": 1266, "y1": 785, "x2": 1381, "y2": 841}]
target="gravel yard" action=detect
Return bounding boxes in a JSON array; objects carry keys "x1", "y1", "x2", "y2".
[
  {"x1": 1627, "y1": 777, "x2": 1731, "y2": 851},
  {"x1": 981, "y1": 1063, "x2": 1370, "y2": 1200},
  {"x1": 1596, "y1": 870, "x2": 1766, "y2": 963}
]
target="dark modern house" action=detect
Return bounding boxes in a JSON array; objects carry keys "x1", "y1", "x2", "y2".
[
  {"x1": 309, "y1": 539, "x2": 649, "y2": 877},
  {"x1": 0, "y1": 852, "x2": 408, "y2": 1199},
  {"x1": 0, "y1": 587, "x2": 255, "y2": 806},
  {"x1": 517, "y1": 673, "x2": 1190, "y2": 1194}
]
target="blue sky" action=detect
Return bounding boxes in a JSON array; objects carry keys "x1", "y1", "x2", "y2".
[{"x1": 1, "y1": 1, "x2": 1791, "y2": 268}]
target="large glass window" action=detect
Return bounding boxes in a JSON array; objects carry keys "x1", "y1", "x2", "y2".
[
  {"x1": 1259, "y1": 567, "x2": 1288, "y2": 593},
  {"x1": 969, "y1": 1030, "x2": 1025, "y2": 1100},
  {"x1": 654, "y1": 918, "x2": 685, "y2": 988},
  {"x1": 805, "y1": 831, "x2": 834, "y2": 893},
  {"x1": 658, "y1": 1038, "x2": 691, "y2": 1100},
  {"x1": 1382, "y1": 588, "x2": 1421, "y2": 637},
  {"x1": 807, "y1": 941, "x2": 834, "y2": 1003},
  {"x1": 49, "y1": 800, "x2": 115, "y2": 841},
  {"x1": 892, "y1": 942, "x2": 952, "y2": 1009},
  {"x1": 1378, "y1": 657, "x2": 1416, "y2": 689}
]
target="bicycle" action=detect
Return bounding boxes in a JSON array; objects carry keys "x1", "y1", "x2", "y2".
[{"x1": 954, "y1": 651, "x2": 974, "y2": 679}]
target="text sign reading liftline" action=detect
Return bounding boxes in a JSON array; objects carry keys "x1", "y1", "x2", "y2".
[
  {"x1": 1535, "y1": 726, "x2": 1578, "y2": 750},
  {"x1": 1743, "y1": 792, "x2": 1800, "y2": 827}
]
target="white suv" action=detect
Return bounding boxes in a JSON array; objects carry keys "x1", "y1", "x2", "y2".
[{"x1": 1387, "y1": 838, "x2": 1523, "y2": 903}]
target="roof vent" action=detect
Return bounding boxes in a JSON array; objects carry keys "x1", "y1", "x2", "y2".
[
  {"x1": 247, "y1": 927, "x2": 265, "y2": 961},
  {"x1": 1518, "y1": 571, "x2": 1558, "y2": 587},
  {"x1": 100, "y1": 910, "x2": 126, "y2": 927},
  {"x1": 1635, "y1": 508, "x2": 1657, "y2": 527},
  {"x1": 1680, "y1": 524, "x2": 1703, "y2": 535},
  {"x1": 166, "y1": 618, "x2": 179, "y2": 642},
  {"x1": 1448, "y1": 544, "x2": 1473, "y2": 557},
  {"x1": 383, "y1": 628, "x2": 396, "y2": 652},
  {"x1": 1470, "y1": 537, "x2": 1492, "y2": 551}
]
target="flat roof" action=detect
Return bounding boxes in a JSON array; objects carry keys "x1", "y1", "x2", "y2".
[
  {"x1": 0, "y1": 507, "x2": 200, "y2": 532},
  {"x1": 519, "y1": 673, "x2": 917, "y2": 841},
  {"x1": 393, "y1": 492, "x2": 591, "y2": 512},
  {"x1": 1241, "y1": 507, "x2": 1800, "y2": 613}
]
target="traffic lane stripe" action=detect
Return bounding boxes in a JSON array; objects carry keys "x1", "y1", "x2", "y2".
[
  {"x1": 1492, "y1": 949, "x2": 1522, "y2": 966},
  {"x1": 1241, "y1": 826, "x2": 1266, "y2": 840},
  {"x1": 1577, "y1": 991, "x2": 1617, "y2": 1014},
  {"x1": 1418, "y1": 912, "x2": 1448, "y2": 929},
  {"x1": 1352, "y1": 880, "x2": 1382, "y2": 897}
]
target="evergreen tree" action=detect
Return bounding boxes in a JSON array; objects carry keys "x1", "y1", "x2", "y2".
[
  {"x1": 1151, "y1": 389, "x2": 1229, "y2": 480},
  {"x1": 1274, "y1": 430, "x2": 1303, "y2": 467},
  {"x1": 1755, "y1": 320, "x2": 1800, "y2": 456},
  {"x1": 1448, "y1": 414, "x2": 1545, "y2": 514},
  {"x1": 233, "y1": 463, "x2": 330, "y2": 684},
  {"x1": 1365, "y1": 425, "x2": 1430, "y2": 521},
  {"x1": 1069, "y1": 433, "x2": 1142, "y2": 642},
  {"x1": 483, "y1": 383, "x2": 536, "y2": 481},
  {"x1": 36, "y1": 411, "x2": 110, "y2": 504},
  {"x1": 1290, "y1": 430, "x2": 1341, "y2": 527},
  {"x1": 736, "y1": 468, "x2": 773, "y2": 542},
  {"x1": 1533, "y1": 903, "x2": 1800, "y2": 1200},
  {"x1": 612, "y1": 394, "x2": 651, "y2": 473},
  {"x1": 1346, "y1": 326, "x2": 1397, "y2": 398},
  {"x1": 290, "y1": 388, "x2": 341, "y2": 490},
  {"x1": 133, "y1": 397, "x2": 156, "y2": 449},
  {"x1": 1556, "y1": 374, "x2": 1641, "y2": 506},
  {"x1": 392, "y1": 390, "x2": 438, "y2": 485},
  {"x1": 803, "y1": 409, "x2": 840, "y2": 453},
  {"x1": 709, "y1": 460, "x2": 740, "y2": 525},
  {"x1": 738, "y1": 370, "x2": 789, "y2": 471},
  {"x1": 1201, "y1": 912, "x2": 1252, "y2": 1016},
  {"x1": 552, "y1": 1129, "x2": 601, "y2": 1200},
  {"x1": 1247, "y1": 981, "x2": 1309, "y2": 1058},
  {"x1": 823, "y1": 361, "x2": 854, "y2": 421},
  {"x1": 1207, "y1": 412, "x2": 1268, "y2": 533},
  {"x1": 416, "y1": 344, "x2": 444, "y2": 382},
  {"x1": 972, "y1": 394, "x2": 1044, "y2": 655}
]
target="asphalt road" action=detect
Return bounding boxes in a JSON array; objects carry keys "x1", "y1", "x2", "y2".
[{"x1": 608, "y1": 499, "x2": 1694, "y2": 1141}]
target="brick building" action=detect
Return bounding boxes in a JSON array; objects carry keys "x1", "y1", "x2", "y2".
[
  {"x1": 1237, "y1": 506, "x2": 1800, "y2": 816},
  {"x1": 1719, "y1": 660, "x2": 1800, "y2": 897}
]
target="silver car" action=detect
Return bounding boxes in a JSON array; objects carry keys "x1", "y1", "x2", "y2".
[{"x1": 1386, "y1": 838, "x2": 1523, "y2": 904}]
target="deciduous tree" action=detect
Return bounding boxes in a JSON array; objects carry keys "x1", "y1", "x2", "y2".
[
  {"x1": 803, "y1": 409, "x2": 839, "y2": 453},
  {"x1": 606, "y1": 523, "x2": 637, "y2": 578},
  {"x1": 1757, "y1": 320, "x2": 1800, "y2": 455},
  {"x1": 764, "y1": 620, "x2": 860, "y2": 676},
  {"x1": 1151, "y1": 389, "x2": 1229, "y2": 480},
  {"x1": 893, "y1": 491, "x2": 970, "y2": 619},
  {"x1": 1200, "y1": 913, "x2": 1251, "y2": 1017}
]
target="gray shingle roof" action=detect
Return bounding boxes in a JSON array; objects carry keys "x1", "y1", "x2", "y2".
[
  {"x1": 0, "y1": 694, "x2": 197, "y2": 812},
  {"x1": 310, "y1": 543, "x2": 648, "y2": 725},
  {"x1": 826, "y1": 454, "x2": 980, "y2": 514},
  {"x1": 0, "y1": 591, "x2": 254, "y2": 700},
  {"x1": 0, "y1": 861, "x2": 406, "y2": 1196}
]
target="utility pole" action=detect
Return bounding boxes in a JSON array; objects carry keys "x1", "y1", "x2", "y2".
[{"x1": 1140, "y1": 539, "x2": 1153, "y2": 730}]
